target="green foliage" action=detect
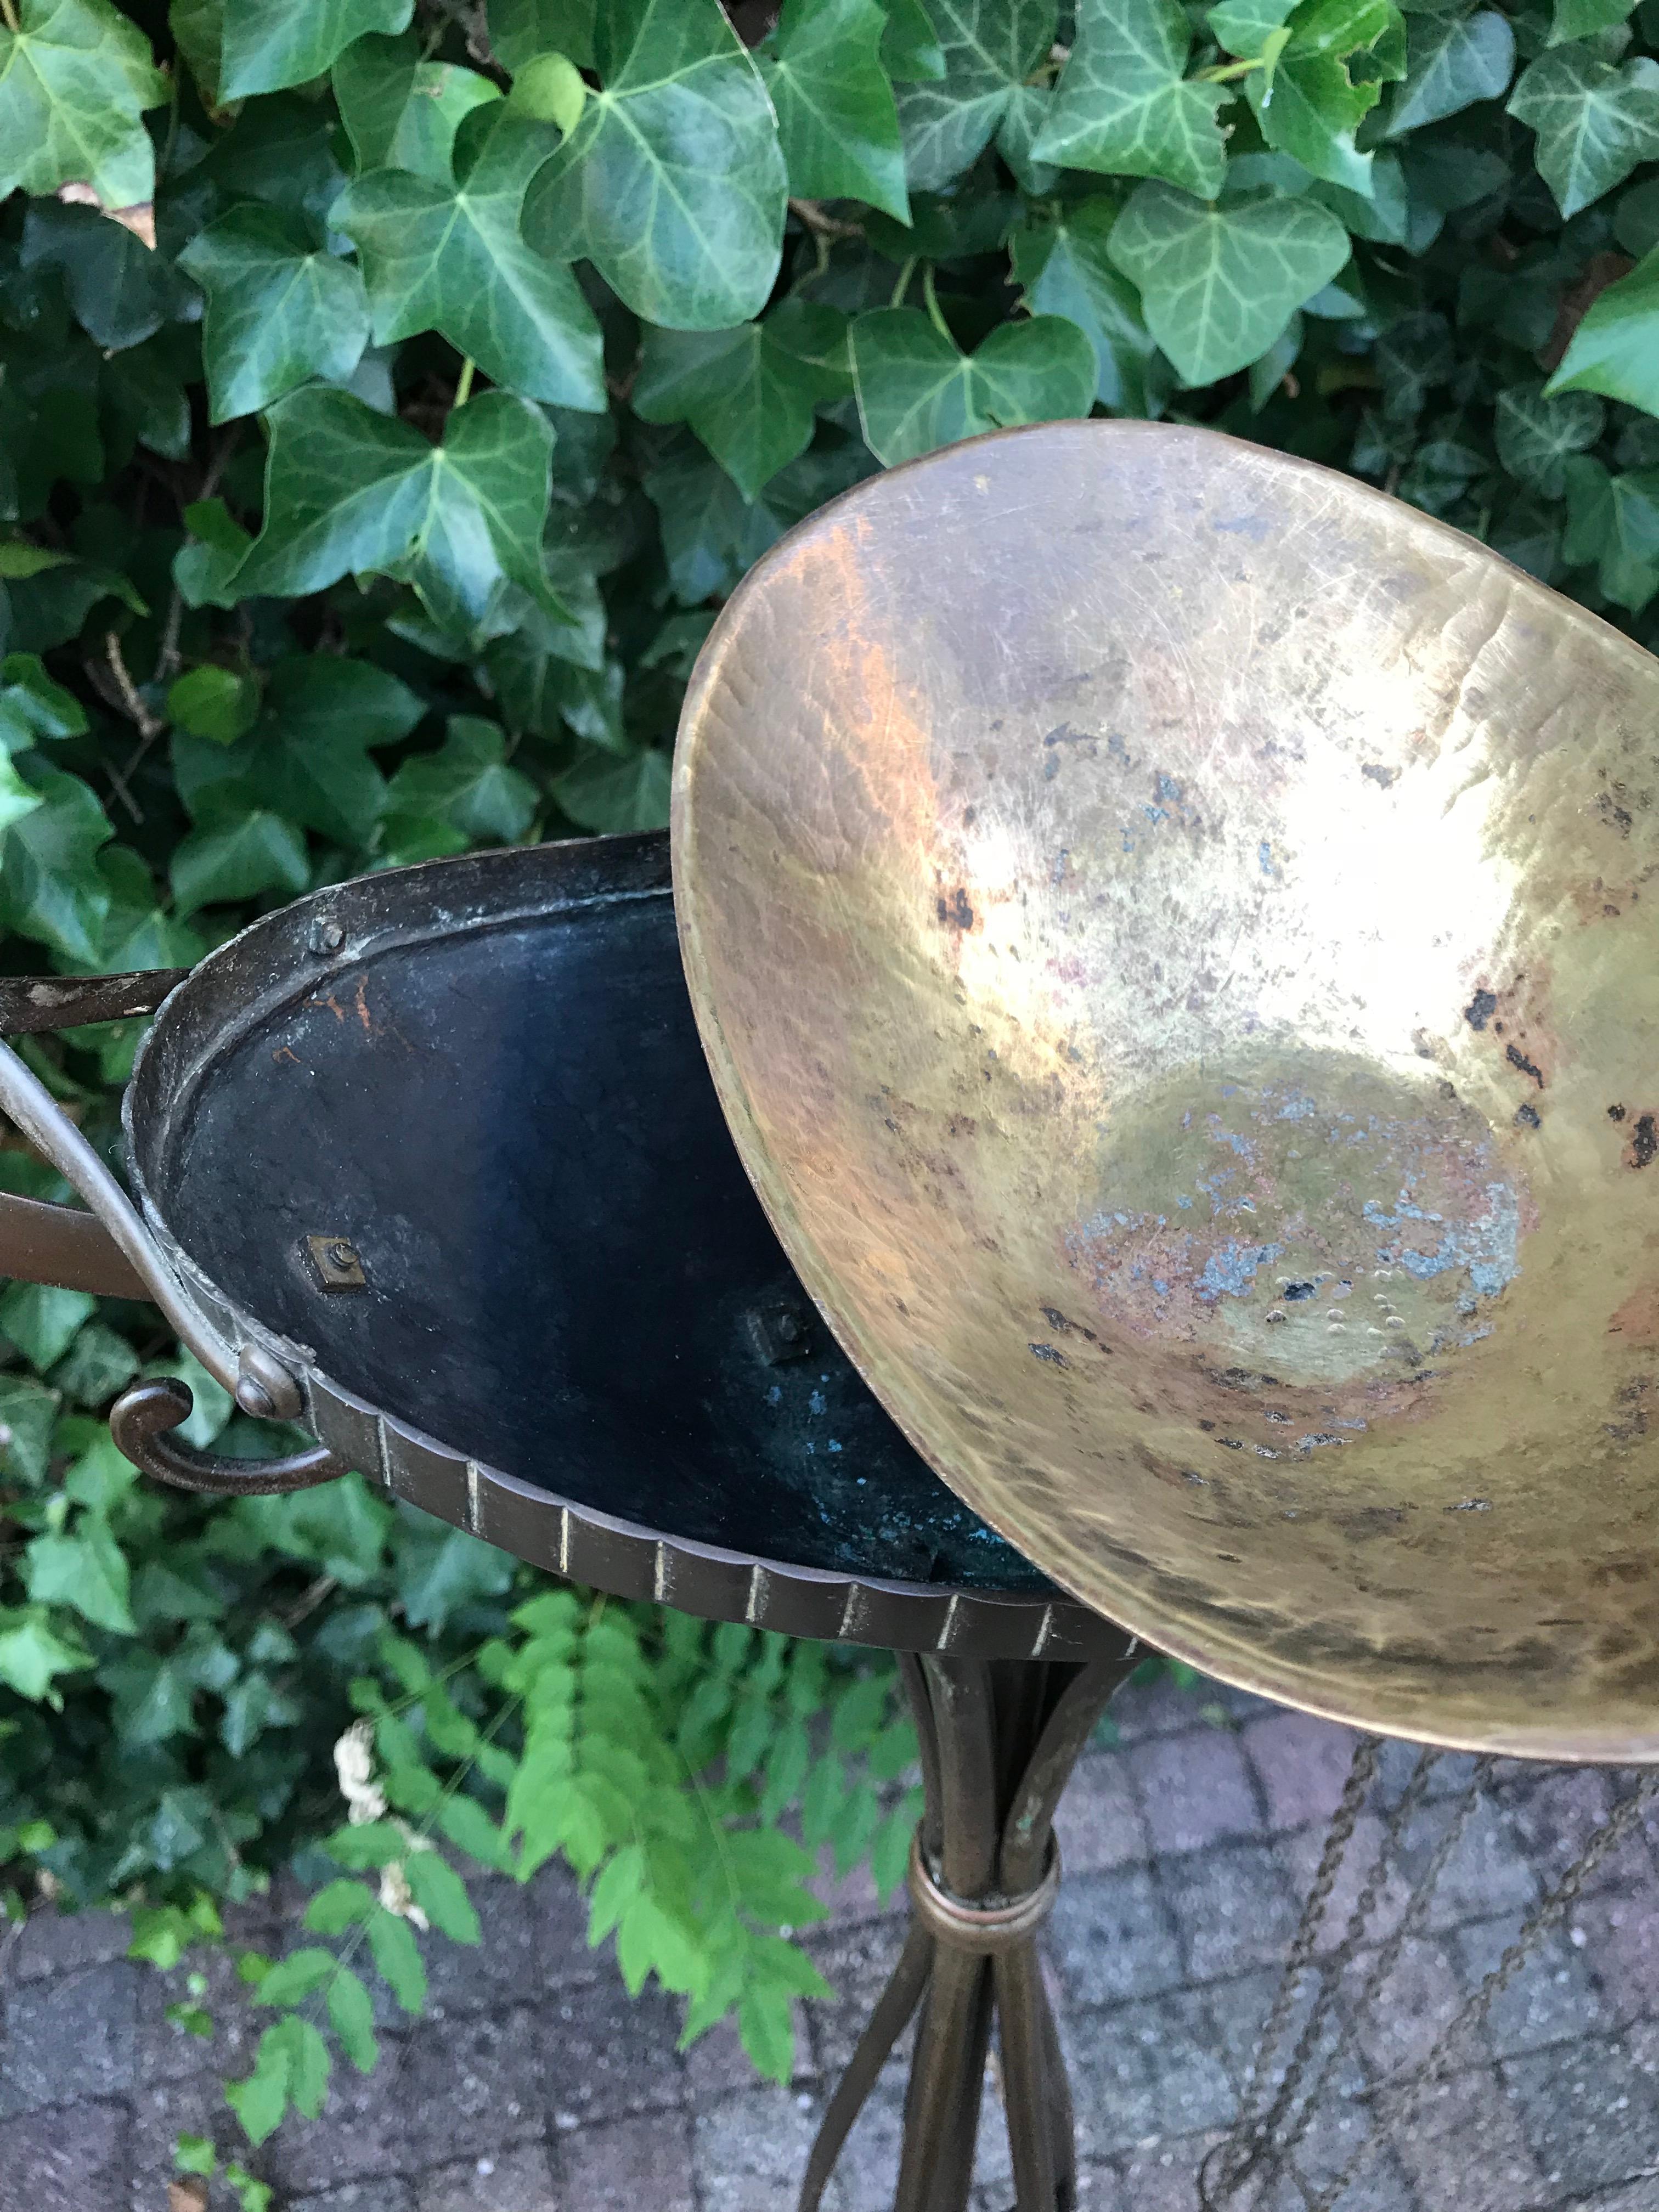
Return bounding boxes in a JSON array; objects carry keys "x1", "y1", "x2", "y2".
[{"x1": 1, "y1": 0, "x2": 1657, "y2": 2182}]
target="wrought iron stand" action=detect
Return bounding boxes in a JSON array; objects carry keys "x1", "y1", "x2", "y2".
[{"x1": 802, "y1": 1651, "x2": 1136, "y2": 2212}]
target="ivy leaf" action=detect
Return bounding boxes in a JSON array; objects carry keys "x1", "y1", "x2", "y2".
[
  {"x1": 234, "y1": 387, "x2": 566, "y2": 638},
  {"x1": 487, "y1": 0, "x2": 595, "y2": 70},
  {"x1": 760, "y1": 0, "x2": 910, "y2": 223},
  {"x1": 178, "y1": 208, "x2": 371, "y2": 427},
  {"x1": 883, "y1": 0, "x2": 945, "y2": 80},
  {"x1": 170, "y1": 813, "x2": 310, "y2": 913},
  {"x1": 0, "y1": 764, "x2": 113, "y2": 962},
  {"x1": 174, "y1": 499, "x2": 255, "y2": 611},
  {"x1": 1011, "y1": 199, "x2": 1173, "y2": 416},
  {"x1": 1385, "y1": 7, "x2": 1513, "y2": 136},
  {"x1": 335, "y1": 108, "x2": 606, "y2": 411},
  {"x1": 1243, "y1": 0, "x2": 1408, "y2": 195},
  {"x1": 1494, "y1": 380, "x2": 1605, "y2": 496},
  {"x1": 1107, "y1": 182, "x2": 1351, "y2": 386},
  {"x1": 404, "y1": 1852, "x2": 482, "y2": 1945},
  {"x1": 634, "y1": 302, "x2": 850, "y2": 498},
  {"x1": 850, "y1": 306, "x2": 1096, "y2": 464},
  {"x1": 385, "y1": 717, "x2": 537, "y2": 848},
  {"x1": 521, "y1": 0, "x2": 788, "y2": 331},
  {"x1": 167, "y1": 664, "x2": 261, "y2": 745},
  {"x1": 0, "y1": 0, "x2": 168, "y2": 213},
  {"x1": 328, "y1": 1970, "x2": 380, "y2": 2073},
  {"x1": 221, "y1": 0, "x2": 414, "y2": 101},
  {"x1": 18, "y1": 200, "x2": 193, "y2": 353},
  {"x1": 1549, "y1": 0, "x2": 1639, "y2": 38},
  {"x1": 552, "y1": 744, "x2": 671, "y2": 832},
  {"x1": 1032, "y1": 0, "x2": 1228, "y2": 197},
  {"x1": 1562, "y1": 455, "x2": 1659, "y2": 611},
  {"x1": 896, "y1": 0, "x2": 1057, "y2": 193},
  {"x1": 1548, "y1": 244, "x2": 1659, "y2": 414},
  {"x1": 1508, "y1": 47, "x2": 1659, "y2": 217},
  {"x1": 22, "y1": 1518, "x2": 135, "y2": 1634},
  {"x1": 0, "y1": 1606, "x2": 91, "y2": 1701},
  {"x1": 333, "y1": 32, "x2": 502, "y2": 183}
]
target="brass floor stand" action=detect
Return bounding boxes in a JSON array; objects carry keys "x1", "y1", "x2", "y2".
[{"x1": 800, "y1": 1650, "x2": 1137, "y2": 2212}]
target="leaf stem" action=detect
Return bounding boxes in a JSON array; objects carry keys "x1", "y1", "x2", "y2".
[
  {"x1": 921, "y1": 263, "x2": 951, "y2": 344},
  {"x1": 1195, "y1": 55, "x2": 1263, "y2": 81},
  {"x1": 889, "y1": 255, "x2": 917, "y2": 311},
  {"x1": 0, "y1": 0, "x2": 18, "y2": 36},
  {"x1": 453, "y1": 357, "x2": 476, "y2": 410}
]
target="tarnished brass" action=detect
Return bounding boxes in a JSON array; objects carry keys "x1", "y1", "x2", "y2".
[{"x1": 673, "y1": 420, "x2": 1659, "y2": 1762}]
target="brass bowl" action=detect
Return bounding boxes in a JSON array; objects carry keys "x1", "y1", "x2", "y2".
[{"x1": 673, "y1": 420, "x2": 1659, "y2": 1760}]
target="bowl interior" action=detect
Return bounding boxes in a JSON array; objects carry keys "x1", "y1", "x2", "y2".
[{"x1": 674, "y1": 421, "x2": 1659, "y2": 1757}]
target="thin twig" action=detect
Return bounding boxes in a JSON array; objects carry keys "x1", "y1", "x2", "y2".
[
  {"x1": 99, "y1": 633, "x2": 166, "y2": 825},
  {"x1": 788, "y1": 198, "x2": 864, "y2": 242},
  {"x1": 0, "y1": 0, "x2": 19, "y2": 35}
]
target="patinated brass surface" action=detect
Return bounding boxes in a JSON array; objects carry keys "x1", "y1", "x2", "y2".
[{"x1": 673, "y1": 420, "x2": 1659, "y2": 1762}]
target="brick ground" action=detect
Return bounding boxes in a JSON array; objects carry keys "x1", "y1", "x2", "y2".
[{"x1": 4, "y1": 1677, "x2": 1658, "y2": 2212}]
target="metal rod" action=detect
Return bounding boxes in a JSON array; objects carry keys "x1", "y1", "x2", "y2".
[
  {"x1": 995, "y1": 1943, "x2": 1059, "y2": 2208},
  {"x1": 797, "y1": 1920, "x2": 932, "y2": 2212},
  {"x1": 0, "y1": 1188, "x2": 149, "y2": 1297}
]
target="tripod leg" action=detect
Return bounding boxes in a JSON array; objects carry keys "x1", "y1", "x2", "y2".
[
  {"x1": 797, "y1": 1918, "x2": 934, "y2": 2212},
  {"x1": 893, "y1": 1945, "x2": 994, "y2": 2212},
  {"x1": 994, "y1": 1942, "x2": 1059, "y2": 2209}
]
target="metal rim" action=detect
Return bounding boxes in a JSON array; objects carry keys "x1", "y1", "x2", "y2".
[{"x1": 123, "y1": 831, "x2": 1119, "y2": 1661}]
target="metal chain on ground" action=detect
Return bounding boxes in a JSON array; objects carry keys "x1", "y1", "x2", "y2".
[
  {"x1": 1200, "y1": 1742, "x2": 1446, "y2": 2209},
  {"x1": 1307, "y1": 1766, "x2": 1659, "y2": 2212},
  {"x1": 1198, "y1": 1736, "x2": 1381, "y2": 2209}
]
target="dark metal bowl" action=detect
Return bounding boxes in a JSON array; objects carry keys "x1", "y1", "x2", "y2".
[{"x1": 117, "y1": 831, "x2": 1108, "y2": 1660}]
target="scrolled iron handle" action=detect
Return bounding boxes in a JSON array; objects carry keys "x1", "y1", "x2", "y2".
[
  {"x1": 0, "y1": 984, "x2": 344, "y2": 1498},
  {"x1": 110, "y1": 1379, "x2": 343, "y2": 1496}
]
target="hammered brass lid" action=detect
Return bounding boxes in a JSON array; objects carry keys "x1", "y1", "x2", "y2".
[{"x1": 673, "y1": 419, "x2": 1659, "y2": 1761}]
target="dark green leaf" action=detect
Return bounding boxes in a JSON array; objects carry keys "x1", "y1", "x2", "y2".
[
  {"x1": 882, "y1": 0, "x2": 946, "y2": 79},
  {"x1": 762, "y1": 0, "x2": 910, "y2": 222},
  {"x1": 1033, "y1": 0, "x2": 1228, "y2": 196},
  {"x1": 179, "y1": 207, "x2": 371, "y2": 426},
  {"x1": 170, "y1": 811, "x2": 309, "y2": 913},
  {"x1": 385, "y1": 716, "x2": 537, "y2": 846},
  {"x1": 488, "y1": 0, "x2": 596, "y2": 72},
  {"x1": 19, "y1": 201, "x2": 193, "y2": 353},
  {"x1": 1509, "y1": 46, "x2": 1659, "y2": 217},
  {"x1": 521, "y1": 0, "x2": 788, "y2": 330},
  {"x1": 1494, "y1": 379, "x2": 1605, "y2": 496},
  {"x1": 174, "y1": 498, "x2": 255, "y2": 611},
  {"x1": 0, "y1": 764, "x2": 114, "y2": 962},
  {"x1": 235, "y1": 387, "x2": 566, "y2": 637},
  {"x1": 1107, "y1": 182, "x2": 1351, "y2": 386},
  {"x1": 552, "y1": 743, "x2": 671, "y2": 831},
  {"x1": 334, "y1": 32, "x2": 503, "y2": 182},
  {"x1": 850, "y1": 305, "x2": 1096, "y2": 464},
  {"x1": 1550, "y1": 0, "x2": 1639, "y2": 36},
  {"x1": 221, "y1": 0, "x2": 414, "y2": 101},
  {"x1": 1562, "y1": 455, "x2": 1659, "y2": 610},
  {"x1": 634, "y1": 302, "x2": 850, "y2": 498},
  {"x1": 23, "y1": 1517, "x2": 134, "y2": 1634},
  {"x1": 1548, "y1": 244, "x2": 1659, "y2": 413},
  {"x1": 1385, "y1": 7, "x2": 1513, "y2": 136},
  {"x1": 336, "y1": 107, "x2": 606, "y2": 411},
  {"x1": 0, "y1": 1376, "x2": 61, "y2": 1487},
  {"x1": 1011, "y1": 199, "x2": 1172, "y2": 415},
  {"x1": 896, "y1": 0, "x2": 1057, "y2": 192},
  {"x1": 393, "y1": 1515, "x2": 516, "y2": 1629},
  {"x1": 0, "y1": 1281, "x2": 94, "y2": 1368},
  {"x1": 0, "y1": 0, "x2": 168, "y2": 211}
]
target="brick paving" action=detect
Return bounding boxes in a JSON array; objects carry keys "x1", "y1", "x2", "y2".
[{"x1": 3, "y1": 1676, "x2": 1659, "y2": 2212}]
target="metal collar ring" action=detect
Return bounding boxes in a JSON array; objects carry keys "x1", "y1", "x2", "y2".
[{"x1": 905, "y1": 1830, "x2": 1061, "y2": 1954}]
